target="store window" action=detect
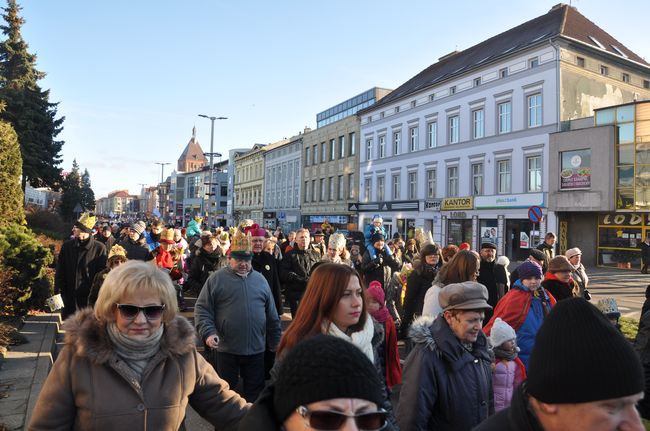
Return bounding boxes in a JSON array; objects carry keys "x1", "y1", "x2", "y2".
[{"x1": 448, "y1": 219, "x2": 472, "y2": 245}]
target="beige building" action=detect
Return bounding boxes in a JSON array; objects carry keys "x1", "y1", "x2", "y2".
[{"x1": 302, "y1": 88, "x2": 391, "y2": 231}]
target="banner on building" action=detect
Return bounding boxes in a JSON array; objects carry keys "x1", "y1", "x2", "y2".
[{"x1": 560, "y1": 149, "x2": 591, "y2": 190}]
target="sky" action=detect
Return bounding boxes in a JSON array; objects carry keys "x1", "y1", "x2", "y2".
[{"x1": 18, "y1": 0, "x2": 650, "y2": 198}]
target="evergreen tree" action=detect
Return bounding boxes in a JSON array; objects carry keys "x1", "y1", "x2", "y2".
[
  {"x1": 0, "y1": 0, "x2": 64, "y2": 191},
  {"x1": 0, "y1": 115, "x2": 24, "y2": 225},
  {"x1": 80, "y1": 168, "x2": 95, "y2": 211},
  {"x1": 59, "y1": 159, "x2": 81, "y2": 221}
]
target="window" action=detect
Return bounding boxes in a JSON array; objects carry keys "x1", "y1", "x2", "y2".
[
  {"x1": 320, "y1": 178, "x2": 326, "y2": 201},
  {"x1": 313, "y1": 145, "x2": 318, "y2": 164},
  {"x1": 338, "y1": 136, "x2": 345, "y2": 158},
  {"x1": 379, "y1": 135, "x2": 386, "y2": 158},
  {"x1": 408, "y1": 172, "x2": 417, "y2": 200},
  {"x1": 426, "y1": 169, "x2": 436, "y2": 198},
  {"x1": 600, "y1": 65, "x2": 609, "y2": 76},
  {"x1": 393, "y1": 131, "x2": 401, "y2": 155},
  {"x1": 330, "y1": 139, "x2": 336, "y2": 161},
  {"x1": 321, "y1": 142, "x2": 327, "y2": 163},
  {"x1": 428, "y1": 122, "x2": 437, "y2": 148},
  {"x1": 364, "y1": 178, "x2": 372, "y2": 203},
  {"x1": 328, "y1": 177, "x2": 334, "y2": 200},
  {"x1": 429, "y1": 94, "x2": 435, "y2": 102},
  {"x1": 380, "y1": 112, "x2": 385, "y2": 119},
  {"x1": 499, "y1": 67, "x2": 508, "y2": 78},
  {"x1": 527, "y1": 155, "x2": 542, "y2": 192},
  {"x1": 349, "y1": 132, "x2": 356, "y2": 156},
  {"x1": 338, "y1": 175, "x2": 344, "y2": 200},
  {"x1": 395, "y1": 106, "x2": 400, "y2": 113},
  {"x1": 377, "y1": 177, "x2": 385, "y2": 201},
  {"x1": 528, "y1": 57, "x2": 539, "y2": 68},
  {"x1": 498, "y1": 101, "x2": 512, "y2": 133},
  {"x1": 577, "y1": 56, "x2": 585, "y2": 67},
  {"x1": 305, "y1": 147, "x2": 311, "y2": 166},
  {"x1": 474, "y1": 77, "x2": 481, "y2": 87},
  {"x1": 449, "y1": 115, "x2": 459, "y2": 144},
  {"x1": 311, "y1": 180, "x2": 316, "y2": 202},
  {"x1": 527, "y1": 94, "x2": 542, "y2": 128},
  {"x1": 622, "y1": 73, "x2": 630, "y2": 83},
  {"x1": 472, "y1": 163, "x2": 484, "y2": 195},
  {"x1": 392, "y1": 174, "x2": 401, "y2": 200},
  {"x1": 645, "y1": 80, "x2": 650, "y2": 89},
  {"x1": 497, "y1": 159, "x2": 511, "y2": 194},
  {"x1": 447, "y1": 166, "x2": 458, "y2": 197},
  {"x1": 348, "y1": 173, "x2": 355, "y2": 199},
  {"x1": 409, "y1": 126, "x2": 418, "y2": 152},
  {"x1": 411, "y1": 100, "x2": 416, "y2": 108},
  {"x1": 450, "y1": 86, "x2": 456, "y2": 95},
  {"x1": 472, "y1": 109, "x2": 484, "y2": 139}
]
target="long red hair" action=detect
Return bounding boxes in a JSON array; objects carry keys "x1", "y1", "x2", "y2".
[{"x1": 277, "y1": 263, "x2": 367, "y2": 356}]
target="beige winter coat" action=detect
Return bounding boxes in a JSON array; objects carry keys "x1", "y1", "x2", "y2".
[{"x1": 28, "y1": 308, "x2": 249, "y2": 431}]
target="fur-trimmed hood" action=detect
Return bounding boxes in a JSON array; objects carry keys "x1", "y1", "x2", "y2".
[{"x1": 63, "y1": 308, "x2": 197, "y2": 365}]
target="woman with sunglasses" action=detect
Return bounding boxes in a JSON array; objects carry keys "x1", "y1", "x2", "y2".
[
  {"x1": 29, "y1": 260, "x2": 249, "y2": 431},
  {"x1": 239, "y1": 334, "x2": 388, "y2": 430}
]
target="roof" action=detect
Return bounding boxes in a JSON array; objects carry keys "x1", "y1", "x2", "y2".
[
  {"x1": 369, "y1": 4, "x2": 648, "y2": 110},
  {"x1": 178, "y1": 127, "x2": 207, "y2": 163}
]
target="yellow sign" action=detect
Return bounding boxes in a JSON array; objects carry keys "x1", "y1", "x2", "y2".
[{"x1": 441, "y1": 197, "x2": 474, "y2": 211}]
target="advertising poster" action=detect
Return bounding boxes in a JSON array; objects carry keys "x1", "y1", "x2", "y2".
[{"x1": 560, "y1": 149, "x2": 591, "y2": 189}]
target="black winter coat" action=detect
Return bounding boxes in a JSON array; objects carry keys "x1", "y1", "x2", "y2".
[
  {"x1": 118, "y1": 237, "x2": 151, "y2": 261},
  {"x1": 279, "y1": 248, "x2": 320, "y2": 294},
  {"x1": 96, "y1": 234, "x2": 116, "y2": 252},
  {"x1": 55, "y1": 237, "x2": 107, "y2": 319},
  {"x1": 398, "y1": 315, "x2": 494, "y2": 431},
  {"x1": 472, "y1": 384, "x2": 543, "y2": 431},
  {"x1": 541, "y1": 278, "x2": 577, "y2": 302},
  {"x1": 252, "y1": 252, "x2": 283, "y2": 317},
  {"x1": 401, "y1": 263, "x2": 438, "y2": 337},
  {"x1": 186, "y1": 249, "x2": 222, "y2": 293},
  {"x1": 360, "y1": 247, "x2": 400, "y2": 289}
]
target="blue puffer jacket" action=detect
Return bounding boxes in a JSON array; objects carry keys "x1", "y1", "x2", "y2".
[{"x1": 397, "y1": 315, "x2": 494, "y2": 431}]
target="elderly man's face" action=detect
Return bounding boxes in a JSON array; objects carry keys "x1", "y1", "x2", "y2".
[
  {"x1": 229, "y1": 257, "x2": 252, "y2": 274},
  {"x1": 480, "y1": 247, "x2": 496, "y2": 262},
  {"x1": 444, "y1": 310, "x2": 484, "y2": 344},
  {"x1": 295, "y1": 231, "x2": 310, "y2": 249},
  {"x1": 251, "y1": 236, "x2": 265, "y2": 253}
]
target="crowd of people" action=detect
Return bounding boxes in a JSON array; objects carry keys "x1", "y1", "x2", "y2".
[{"x1": 29, "y1": 211, "x2": 648, "y2": 430}]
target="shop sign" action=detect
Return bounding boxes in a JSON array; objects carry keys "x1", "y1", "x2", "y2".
[
  {"x1": 474, "y1": 193, "x2": 544, "y2": 209},
  {"x1": 310, "y1": 215, "x2": 348, "y2": 224},
  {"x1": 560, "y1": 149, "x2": 591, "y2": 190},
  {"x1": 450, "y1": 212, "x2": 467, "y2": 218},
  {"x1": 598, "y1": 213, "x2": 650, "y2": 226},
  {"x1": 425, "y1": 199, "x2": 442, "y2": 211},
  {"x1": 441, "y1": 197, "x2": 474, "y2": 211}
]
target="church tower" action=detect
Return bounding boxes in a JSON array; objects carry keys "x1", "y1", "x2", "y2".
[{"x1": 177, "y1": 126, "x2": 207, "y2": 172}]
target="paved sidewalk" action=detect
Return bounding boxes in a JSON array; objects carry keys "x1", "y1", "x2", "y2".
[
  {"x1": 573, "y1": 266, "x2": 646, "y2": 318},
  {"x1": 0, "y1": 314, "x2": 60, "y2": 431}
]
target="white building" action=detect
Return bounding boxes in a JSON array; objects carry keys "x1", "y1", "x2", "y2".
[{"x1": 358, "y1": 4, "x2": 650, "y2": 260}]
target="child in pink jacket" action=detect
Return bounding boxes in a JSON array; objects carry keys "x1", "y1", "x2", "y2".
[{"x1": 490, "y1": 317, "x2": 526, "y2": 412}]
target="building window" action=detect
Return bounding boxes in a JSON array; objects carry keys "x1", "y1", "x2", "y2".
[
  {"x1": 622, "y1": 73, "x2": 630, "y2": 83},
  {"x1": 395, "y1": 106, "x2": 400, "y2": 113},
  {"x1": 320, "y1": 178, "x2": 326, "y2": 201},
  {"x1": 409, "y1": 126, "x2": 418, "y2": 152},
  {"x1": 527, "y1": 155, "x2": 542, "y2": 192},
  {"x1": 450, "y1": 86, "x2": 456, "y2": 95},
  {"x1": 321, "y1": 142, "x2": 327, "y2": 163},
  {"x1": 348, "y1": 173, "x2": 355, "y2": 199},
  {"x1": 411, "y1": 100, "x2": 416, "y2": 108},
  {"x1": 600, "y1": 65, "x2": 609, "y2": 76},
  {"x1": 328, "y1": 177, "x2": 335, "y2": 200},
  {"x1": 379, "y1": 135, "x2": 386, "y2": 159},
  {"x1": 645, "y1": 80, "x2": 650, "y2": 89},
  {"x1": 499, "y1": 67, "x2": 508, "y2": 78},
  {"x1": 408, "y1": 171, "x2": 417, "y2": 200},
  {"x1": 472, "y1": 163, "x2": 484, "y2": 195},
  {"x1": 447, "y1": 166, "x2": 458, "y2": 197},
  {"x1": 311, "y1": 180, "x2": 316, "y2": 202},
  {"x1": 428, "y1": 122, "x2": 437, "y2": 148},
  {"x1": 497, "y1": 159, "x2": 511, "y2": 194},
  {"x1": 313, "y1": 145, "x2": 318, "y2": 164},
  {"x1": 393, "y1": 131, "x2": 401, "y2": 156},
  {"x1": 349, "y1": 132, "x2": 356, "y2": 156},
  {"x1": 338, "y1": 136, "x2": 345, "y2": 158},
  {"x1": 429, "y1": 94, "x2": 435, "y2": 102},
  {"x1": 449, "y1": 115, "x2": 460, "y2": 144},
  {"x1": 364, "y1": 178, "x2": 372, "y2": 203},
  {"x1": 366, "y1": 139, "x2": 372, "y2": 161},
  {"x1": 305, "y1": 147, "x2": 310, "y2": 166},
  {"x1": 527, "y1": 93, "x2": 542, "y2": 128},
  {"x1": 528, "y1": 57, "x2": 539, "y2": 68},
  {"x1": 338, "y1": 175, "x2": 344, "y2": 200},
  {"x1": 474, "y1": 77, "x2": 481, "y2": 87},
  {"x1": 498, "y1": 101, "x2": 512, "y2": 133},
  {"x1": 377, "y1": 176, "x2": 385, "y2": 201},
  {"x1": 392, "y1": 174, "x2": 401, "y2": 200},
  {"x1": 330, "y1": 139, "x2": 336, "y2": 161},
  {"x1": 577, "y1": 56, "x2": 585, "y2": 67},
  {"x1": 426, "y1": 169, "x2": 436, "y2": 198},
  {"x1": 380, "y1": 111, "x2": 385, "y2": 119},
  {"x1": 472, "y1": 109, "x2": 484, "y2": 139}
]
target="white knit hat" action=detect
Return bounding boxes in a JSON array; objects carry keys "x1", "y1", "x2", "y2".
[
  {"x1": 565, "y1": 247, "x2": 582, "y2": 259},
  {"x1": 372, "y1": 214, "x2": 383, "y2": 223},
  {"x1": 489, "y1": 317, "x2": 517, "y2": 348}
]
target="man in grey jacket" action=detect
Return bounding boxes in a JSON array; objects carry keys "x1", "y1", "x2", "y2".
[{"x1": 195, "y1": 232, "x2": 281, "y2": 402}]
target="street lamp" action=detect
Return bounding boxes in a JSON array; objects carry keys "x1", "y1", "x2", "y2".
[
  {"x1": 154, "y1": 162, "x2": 170, "y2": 219},
  {"x1": 198, "y1": 114, "x2": 227, "y2": 227}
]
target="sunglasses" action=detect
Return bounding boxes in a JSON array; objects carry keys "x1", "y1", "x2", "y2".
[
  {"x1": 116, "y1": 304, "x2": 165, "y2": 320},
  {"x1": 296, "y1": 406, "x2": 387, "y2": 431}
]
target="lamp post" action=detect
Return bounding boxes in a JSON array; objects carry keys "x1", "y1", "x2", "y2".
[
  {"x1": 154, "y1": 162, "x2": 170, "y2": 219},
  {"x1": 198, "y1": 114, "x2": 227, "y2": 227}
]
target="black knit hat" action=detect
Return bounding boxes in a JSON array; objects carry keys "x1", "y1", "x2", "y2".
[
  {"x1": 420, "y1": 243, "x2": 439, "y2": 258},
  {"x1": 273, "y1": 335, "x2": 383, "y2": 421},
  {"x1": 370, "y1": 232, "x2": 385, "y2": 243},
  {"x1": 527, "y1": 298, "x2": 643, "y2": 404}
]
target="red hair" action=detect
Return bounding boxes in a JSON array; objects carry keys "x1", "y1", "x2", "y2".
[{"x1": 277, "y1": 263, "x2": 367, "y2": 356}]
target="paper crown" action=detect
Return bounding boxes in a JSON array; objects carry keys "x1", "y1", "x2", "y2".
[
  {"x1": 75, "y1": 212, "x2": 96, "y2": 233},
  {"x1": 108, "y1": 244, "x2": 127, "y2": 259},
  {"x1": 160, "y1": 228, "x2": 175, "y2": 244},
  {"x1": 230, "y1": 231, "x2": 253, "y2": 259}
]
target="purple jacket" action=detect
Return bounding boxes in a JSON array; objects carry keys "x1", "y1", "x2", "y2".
[{"x1": 492, "y1": 358, "x2": 525, "y2": 412}]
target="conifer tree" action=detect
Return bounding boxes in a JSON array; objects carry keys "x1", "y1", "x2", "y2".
[
  {"x1": 0, "y1": 112, "x2": 24, "y2": 225},
  {"x1": 59, "y1": 159, "x2": 82, "y2": 221},
  {"x1": 80, "y1": 168, "x2": 95, "y2": 211},
  {"x1": 0, "y1": 0, "x2": 64, "y2": 191}
]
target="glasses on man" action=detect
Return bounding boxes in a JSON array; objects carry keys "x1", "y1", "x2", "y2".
[
  {"x1": 116, "y1": 304, "x2": 165, "y2": 320},
  {"x1": 296, "y1": 406, "x2": 387, "y2": 430}
]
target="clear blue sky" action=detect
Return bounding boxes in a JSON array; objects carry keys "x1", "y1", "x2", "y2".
[{"x1": 18, "y1": 0, "x2": 650, "y2": 198}]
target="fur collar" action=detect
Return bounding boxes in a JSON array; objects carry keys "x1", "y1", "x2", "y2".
[{"x1": 63, "y1": 308, "x2": 197, "y2": 365}]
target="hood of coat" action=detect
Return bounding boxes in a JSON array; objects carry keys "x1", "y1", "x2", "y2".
[{"x1": 63, "y1": 308, "x2": 197, "y2": 365}]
